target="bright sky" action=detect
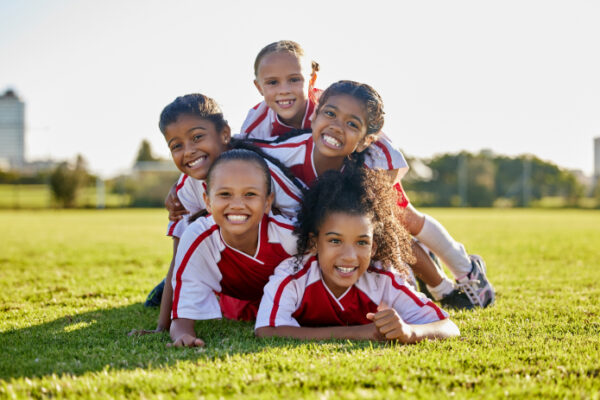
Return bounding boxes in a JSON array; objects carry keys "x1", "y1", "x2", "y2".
[{"x1": 1, "y1": 0, "x2": 599, "y2": 178}]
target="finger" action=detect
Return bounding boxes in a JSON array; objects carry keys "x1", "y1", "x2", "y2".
[
  {"x1": 366, "y1": 312, "x2": 375, "y2": 321},
  {"x1": 371, "y1": 308, "x2": 395, "y2": 322},
  {"x1": 373, "y1": 311, "x2": 397, "y2": 328},
  {"x1": 377, "y1": 301, "x2": 390, "y2": 312}
]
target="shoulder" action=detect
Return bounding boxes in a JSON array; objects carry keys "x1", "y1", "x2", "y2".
[{"x1": 179, "y1": 216, "x2": 219, "y2": 248}]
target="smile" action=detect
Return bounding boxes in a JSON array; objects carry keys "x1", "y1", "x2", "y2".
[
  {"x1": 186, "y1": 155, "x2": 207, "y2": 168},
  {"x1": 276, "y1": 99, "x2": 295, "y2": 109},
  {"x1": 322, "y1": 134, "x2": 343, "y2": 149},
  {"x1": 335, "y1": 265, "x2": 358, "y2": 274},
  {"x1": 226, "y1": 214, "x2": 249, "y2": 223}
]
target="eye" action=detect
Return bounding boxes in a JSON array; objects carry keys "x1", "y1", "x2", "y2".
[
  {"x1": 266, "y1": 80, "x2": 277, "y2": 86},
  {"x1": 290, "y1": 77, "x2": 302, "y2": 83},
  {"x1": 328, "y1": 238, "x2": 341, "y2": 244},
  {"x1": 217, "y1": 191, "x2": 231, "y2": 198},
  {"x1": 323, "y1": 110, "x2": 335, "y2": 118},
  {"x1": 347, "y1": 121, "x2": 359, "y2": 129},
  {"x1": 357, "y1": 239, "x2": 370, "y2": 246},
  {"x1": 170, "y1": 143, "x2": 182, "y2": 152},
  {"x1": 192, "y1": 134, "x2": 203, "y2": 142},
  {"x1": 245, "y1": 192, "x2": 258, "y2": 197}
]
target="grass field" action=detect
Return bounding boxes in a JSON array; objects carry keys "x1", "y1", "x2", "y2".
[{"x1": 0, "y1": 209, "x2": 599, "y2": 399}]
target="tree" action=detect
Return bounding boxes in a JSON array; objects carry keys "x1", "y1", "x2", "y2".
[
  {"x1": 48, "y1": 154, "x2": 92, "y2": 208},
  {"x1": 135, "y1": 140, "x2": 158, "y2": 162}
]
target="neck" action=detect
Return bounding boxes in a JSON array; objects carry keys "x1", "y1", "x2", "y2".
[
  {"x1": 220, "y1": 226, "x2": 260, "y2": 256},
  {"x1": 313, "y1": 148, "x2": 345, "y2": 177},
  {"x1": 279, "y1": 102, "x2": 307, "y2": 129}
]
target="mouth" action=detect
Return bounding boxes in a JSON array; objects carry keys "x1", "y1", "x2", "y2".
[
  {"x1": 334, "y1": 265, "x2": 358, "y2": 276},
  {"x1": 226, "y1": 214, "x2": 250, "y2": 224},
  {"x1": 321, "y1": 133, "x2": 343, "y2": 149},
  {"x1": 276, "y1": 99, "x2": 295, "y2": 109},
  {"x1": 186, "y1": 155, "x2": 208, "y2": 169}
]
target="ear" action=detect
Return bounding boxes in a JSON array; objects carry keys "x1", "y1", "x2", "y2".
[
  {"x1": 253, "y1": 79, "x2": 264, "y2": 96},
  {"x1": 220, "y1": 125, "x2": 231, "y2": 145},
  {"x1": 264, "y1": 192, "x2": 275, "y2": 214},
  {"x1": 202, "y1": 191, "x2": 212, "y2": 214},
  {"x1": 355, "y1": 133, "x2": 379, "y2": 153}
]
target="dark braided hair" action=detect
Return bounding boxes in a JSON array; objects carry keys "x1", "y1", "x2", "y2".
[
  {"x1": 205, "y1": 149, "x2": 272, "y2": 196},
  {"x1": 159, "y1": 93, "x2": 228, "y2": 135},
  {"x1": 294, "y1": 166, "x2": 415, "y2": 274}
]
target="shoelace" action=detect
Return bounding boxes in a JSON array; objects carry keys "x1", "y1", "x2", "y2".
[{"x1": 456, "y1": 278, "x2": 482, "y2": 307}]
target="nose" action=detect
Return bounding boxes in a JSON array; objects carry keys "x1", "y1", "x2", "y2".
[
  {"x1": 229, "y1": 195, "x2": 244, "y2": 209},
  {"x1": 279, "y1": 81, "x2": 291, "y2": 94},
  {"x1": 184, "y1": 142, "x2": 196, "y2": 156},
  {"x1": 340, "y1": 243, "x2": 358, "y2": 264}
]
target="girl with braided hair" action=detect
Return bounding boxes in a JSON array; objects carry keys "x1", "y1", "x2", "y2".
[{"x1": 255, "y1": 167, "x2": 459, "y2": 342}]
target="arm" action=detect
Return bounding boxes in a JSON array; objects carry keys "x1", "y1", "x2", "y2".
[
  {"x1": 165, "y1": 181, "x2": 188, "y2": 221},
  {"x1": 168, "y1": 318, "x2": 204, "y2": 347},
  {"x1": 255, "y1": 324, "x2": 384, "y2": 341},
  {"x1": 367, "y1": 306, "x2": 459, "y2": 344}
]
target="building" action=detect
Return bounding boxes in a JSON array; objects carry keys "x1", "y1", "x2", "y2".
[{"x1": 0, "y1": 89, "x2": 25, "y2": 169}]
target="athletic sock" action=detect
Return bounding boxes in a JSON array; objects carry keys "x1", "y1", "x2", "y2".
[
  {"x1": 426, "y1": 277, "x2": 455, "y2": 300},
  {"x1": 415, "y1": 215, "x2": 472, "y2": 279}
]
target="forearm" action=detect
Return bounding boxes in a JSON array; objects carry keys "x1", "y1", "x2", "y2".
[
  {"x1": 255, "y1": 324, "x2": 381, "y2": 341},
  {"x1": 157, "y1": 238, "x2": 179, "y2": 331},
  {"x1": 169, "y1": 318, "x2": 196, "y2": 342},
  {"x1": 406, "y1": 319, "x2": 460, "y2": 343}
]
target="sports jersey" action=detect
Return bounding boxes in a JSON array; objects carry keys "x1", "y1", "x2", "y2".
[
  {"x1": 166, "y1": 158, "x2": 305, "y2": 238},
  {"x1": 238, "y1": 90, "x2": 409, "y2": 180},
  {"x1": 251, "y1": 133, "x2": 410, "y2": 207},
  {"x1": 255, "y1": 255, "x2": 448, "y2": 329},
  {"x1": 171, "y1": 212, "x2": 297, "y2": 321}
]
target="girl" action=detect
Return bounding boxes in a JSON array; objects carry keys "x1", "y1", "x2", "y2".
[
  {"x1": 170, "y1": 149, "x2": 298, "y2": 347},
  {"x1": 255, "y1": 167, "x2": 460, "y2": 342},
  {"x1": 248, "y1": 77, "x2": 495, "y2": 309},
  {"x1": 133, "y1": 94, "x2": 305, "y2": 336}
]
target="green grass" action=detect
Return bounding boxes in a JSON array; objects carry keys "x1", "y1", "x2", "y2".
[
  {"x1": 0, "y1": 185, "x2": 130, "y2": 209},
  {"x1": 0, "y1": 209, "x2": 599, "y2": 399}
]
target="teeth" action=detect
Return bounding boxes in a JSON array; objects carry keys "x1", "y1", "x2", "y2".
[
  {"x1": 188, "y1": 156, "x2": 206, "y2": 167},
  {"x1": 323, "y1": 134, "x2": 342, "y2": 148},
  {"x1": 277, "y1": 100, "x2": 294, "y2": 105},
  {"x1": 227, "y1": 215, "x2": 248, "y2": 222},
  {"x1": 336, "y1": 266, "x2": 356, "y2": 273}
]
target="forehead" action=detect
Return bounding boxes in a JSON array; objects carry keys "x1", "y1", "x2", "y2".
[
  {"x1": 319, "y1": 211, "x2": 373, "y2": 236},
  {"x1": 256, "y1": 51, "x2": 305, "y2": 77},
  {"x1": 209, "y1": 159, "x2": 267, "y2": 187},
  {"x1": 164, "y1": 114, "x2": 216, "y2": 135},
  {"x1": 321, "y1": 94, "x2": 367, "y2": 122}
]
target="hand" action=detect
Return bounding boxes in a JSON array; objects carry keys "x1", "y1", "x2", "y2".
[
  {"x1": 167, "y1": 333, "x2": 205, "y2": 348},
  {"x1": 366, "y1": 303, "x2": 414, "y2": 343},
  {"x1": 165, "y1": 187, "x2": 188, "y2": 221},
  {"x1": 128, "y1": 327, "x2": 165, "y2": 336}
]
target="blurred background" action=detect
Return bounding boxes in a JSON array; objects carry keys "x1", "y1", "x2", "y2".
[{"x1": 1, "y1": 0, "x2": 599, "y2": 209}]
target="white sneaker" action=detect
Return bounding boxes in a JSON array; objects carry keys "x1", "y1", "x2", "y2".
[{"x1": 456, "y1": 255, "x2": 495, "y2": 308}]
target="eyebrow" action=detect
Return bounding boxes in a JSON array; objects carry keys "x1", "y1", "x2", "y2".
[
  {"x1": 323, "y1": 105, "x2": 364, "y2": 125},
  {"x1": 324, "y1": 231, "x2": 371, "y2": 238}
]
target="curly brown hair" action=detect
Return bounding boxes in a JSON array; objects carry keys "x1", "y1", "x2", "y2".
[{"x1": 294, "y1": 165, "x2": 415, "y2": 274}]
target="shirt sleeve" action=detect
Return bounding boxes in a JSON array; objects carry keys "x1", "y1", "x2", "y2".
[
  {"x1": 239, "y1": 101, "x2": 271, "y2": 140},
  {"x1": 384, "y1": 273, "x2": 449, "y2": 324},
  {"x1": 364, "y1": 133, "x2": 409, "y2": 180},
  {"x1": 255, "y1": 258, "x2": 301, "y2": 329},
  {"x1": 171, "y1": 219, "x2": 223, "y2": 320}
]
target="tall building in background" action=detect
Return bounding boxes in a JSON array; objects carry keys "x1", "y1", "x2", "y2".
[{"x1": 0, "y1": 89, "x2": 25, "y2": 169}]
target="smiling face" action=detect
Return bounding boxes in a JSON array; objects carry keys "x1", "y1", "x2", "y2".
[
  {"x1": 164, "y1": 114, "x2": 230, "y2": 180},
  {"x1": 311, "y1": 94, "x2": 378, "y2": 161},
  {"x1": 313, "y1": 211, "x2": 377, "y2": 298},
  {"x1": 254, "y1": 51, "x2": 310, "y2": 129},
  {"x1": 203, "y1": 160, "x2": 274, "y2": 255}
]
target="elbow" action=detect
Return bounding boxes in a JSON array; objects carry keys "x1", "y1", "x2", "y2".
[{"x1": 255, "y1": 326, "x2": 274, "y2": 338}]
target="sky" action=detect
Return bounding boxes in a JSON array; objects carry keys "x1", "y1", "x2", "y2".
[{"x1": 1, "y1": 0, "x2": 599, "y2": 178}]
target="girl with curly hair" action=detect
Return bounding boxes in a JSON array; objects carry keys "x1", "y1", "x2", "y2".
[{"x1": 255, "y1": 167, "x2": 460, "y2": 342}]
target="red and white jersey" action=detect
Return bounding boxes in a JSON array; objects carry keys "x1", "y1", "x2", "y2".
[
  {"x1": 238, "y1": 90, "x2": 409, "y2": 180},
  {"x1": 252, "y1": 133, "x2": 409, "y2": 187},
  {"x1": 255, "y1": 255, "x2": 448, "y2": 329},
  {"x1": 166, "y1": 159, "x2": 305, "y2": 238},
  {"x1": 171, "y1": 212, "x2": 297, "y2": 321}
]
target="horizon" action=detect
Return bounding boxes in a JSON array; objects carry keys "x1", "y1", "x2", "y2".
[{"x1": 1, "y1": 0, "x2": 599, "y2": 178}]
